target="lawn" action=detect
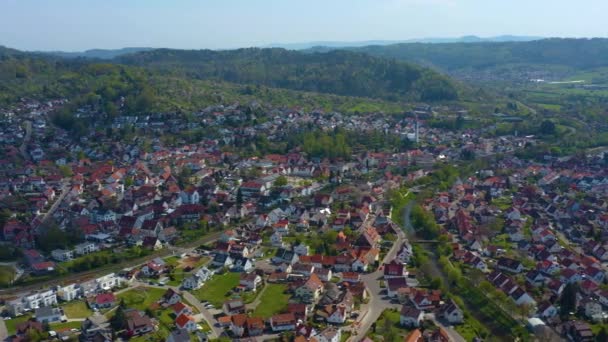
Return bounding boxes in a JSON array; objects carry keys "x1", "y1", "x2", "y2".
[
  {"x1": 5, "y1": 314, "x2": 33, "y2": 335},
  {"x1": 492, "y1": 196, "x2": 512, "y2": 211},
  {"x1": 0, "y1": 265, "x2": 15, "y2": 287},
  {"x1": 192, "y1": 272, "x2": 240, "y2": 307},
  {"x1": 164, "y1": 256, "x2": 180, "y2": 267},
  {"x1": 366, "y1": 309, "x2": 411, "y2": 342},
  {"x1": 49, "y1": 321, "x2": 82, "y2": 331},
  {"x1": 117, "y1": 287, "x2": 167, "y2": 311},
  {"x1": 252, "y1": 284, "x2": 289, "y2": 319},
  {"x1": 455, "y1": 315, "x2": 489, "y2": 342},
  {"x1": 62, "y1": 301, "x2": 93, "y2": 319}
]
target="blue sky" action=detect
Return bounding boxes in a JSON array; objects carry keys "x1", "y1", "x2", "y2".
[{"x1": 1, "y1": 0, "x2": 607, "y2": 51}]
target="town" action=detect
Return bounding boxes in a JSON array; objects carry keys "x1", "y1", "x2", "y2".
[{"x1": 0, "y1": 97, "x2": 565, "y2": 342}]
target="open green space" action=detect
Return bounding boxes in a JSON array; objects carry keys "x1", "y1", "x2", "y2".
[
  {"x1": 49, "y1": 321, "x2": 82, "y2": 331},
  {"x1": 117, "y1": 287, "x2": 166, "y2": 311},
  {"x1": 5, "y1": 314, "x2": 33, "y2": 335},
  {"x1": 366, "y1": 309, "x2": 411, "y2": 342},
  {"x1": 0, "y1": 265, "x2": 15, "y2": 287},
  {"x1": 251, "y1": 284, "x2": 289, "y2": 319},
  {"x1": 62, "y1": 300, "x2": 93, "y2": 319},
  {"x1": 192, "y1": 272, "x2": 240, "y2": 307}
]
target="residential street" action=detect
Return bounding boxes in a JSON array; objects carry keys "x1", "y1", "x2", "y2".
[
  {"x1": 0, "y1": 319, "x2": 7, "y2": 341},
  {"x1": 129, "y1": 280, "x2": 223, "y2": 339},
  {"x1": 347, "y1": 212, "x2": 407, "y2": 341}
]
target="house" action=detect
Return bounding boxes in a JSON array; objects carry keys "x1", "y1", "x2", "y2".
[
  {"x1": 294, "y1": 243, "x2": 310, "y2": 256},
  {"x1": 296, "y1": 274, "x2": 324, "y2": 303},
  {"x1": 386, "y1": 277, "x2": 408, "y2": 298},
  {"x1": 171, "y1": 302, "x2": 193, "y2": 317},
  {"x1": 384, "y1": 260, "x2": 407, "y2": 279},
  {"x1": 314, "y1": 267, "x2": 333, "y2": 282},
  {"x1": 292, "y1": 263, "x2": 315, "y2": 277},
  {"x1": 163, "y1": 289, "x2": 181, "y2": 305},
  {"x1": 92, "y1": 293, "x2": 116, "y2": 310},
  {"x1": 211, "y1": 253, "x2": 233, "y2": 268},
  {"x1": 288, "y1": 303, "x2": 309, "y2": 321},
  {"x1": 537, "y1": 301, "x2": 557, "y2": 319},
  {"x1": 246, "y1": 316, "x2": 265, "y2": 336},
  {"x1": 240, "y1": 272, "x2": 262, "y2": 291},
  {"x1": 525, "y1": 270, "x2": 546, "y2": 287},
  {"x1": 167, "y1": 328, "x2": 191, "y2": 342},
  {"x1": 313, "y1": 326, "x2": 342, "y2": 342},
  {"x1": 51, "y1": 249, "x2": 74, "y2": 262},
  {"x1": 223, "y1": 299, "x2": 246, "y2": 315},
  {"x1": 142, "y1": 258, "x2": 167, "y2": 276},
  {"x1": 180, "y1": 188, "x2": 200, "y2": 205},
  {"x1": 497, "y1": 257, "x2": 524, "y2": 273},
  {"x1": 125, "y1": 310, "x2": 155, "y2": 336},
  {"x1": 231, "y1": 256, "x2": 253, "y2": 272},
  {"x1": 341, "y1": 272, "x2": 361, "y2": 283},
  {"x1": 272, "y1": 248, "x2": 299, "y2": 265},
  {"x1": 80, "y1": 315, "x2": 112, "y2": 342},
  {"x1": 35, "y1": 306, "x2": 62, "y2": 323},
  {"x1": 7, "y1": 290, "x2": 58, "y2": 316},
  {"x1": 400, "y1": 305, "x2": 424, "y2": 328},
  {"x1": 396, "y1": 243, "x2": 413, "y2": 264},
  {"x1": 182, "y1": 267, "x2": 213, "y2": 290},
  {"x1": 411, "y1": 289, "x2": 441, "y2": 310},
  {"x1": 439, "y1": 299, "x2": 464, "y2": 324},
  {"x1": 96, "y1": 273, "x2": 122, "y2": 291},
  {"x1": 270, "y1": 313, "x2": 296, "y2": 332},
  {"x1": 563, "y1": 320, "x2": 594, "y2": 342},
  {"x1": 326, "y1": 305, "x2": 348, "y2": 324},
  {"x1": 74, "y1": 242, "x2": 99, "y2": 256},
  {"x1": 230, "y1": 314, "x2": 248, "y2": 337},
  {"x1": 142, "y1": 236, "x2": 163, "y2": 250},
  {"x1": 582, "y1": 299, "x2": 603, "y2": 321},
  {"x1": 271, "y1": 231, "x2": 284, "y2": 247},
  {"x1": 175, "y1": 313, "x2": 197, "y2": 332},
  {"x1": 57, "y1": 284, "x2": 81, "y2": 302}
]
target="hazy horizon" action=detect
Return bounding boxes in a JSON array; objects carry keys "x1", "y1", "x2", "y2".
[{"x1": 1, "y1": 0, "x2": 607, "y2": 51}]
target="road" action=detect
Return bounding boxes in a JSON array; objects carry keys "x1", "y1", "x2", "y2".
[
  {"x1": 40, "y1": 181, "x2": 70, "y2": 225},
  {"x1": 347, "y1": 211, "x2": 408, "y2": 341},
  {"x1": 0, "y1": 318, "x2": 7, "y2": 341},
  {"x1": 19, "y1": 120, "x2": 32, "y2": 161}
]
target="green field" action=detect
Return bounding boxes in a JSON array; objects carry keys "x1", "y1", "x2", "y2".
[
  {"x1": 50, "y1": 321, "x2": 82, "y2": 331},
  {"x1": 366, "y1": 309, "x2": 411, "y2": 342},
  {"x1": 62, "y1": 300, "x2": 93, "y2": 319},
  {"x1": 0, "y1": 265, "x2": 15, "y2": 287},
  {"x1": 5, "y1": 314, "x2": 33, "y2": 335},
  {"x1": 192, "y1": 272, "x2": 240, "y2": 307},
  {"x1": 117, "y1": 287, "x2": 167, "y2": 311},
  {"x1": 251, "y1": 284, "x2": 289, "y2": 319}
]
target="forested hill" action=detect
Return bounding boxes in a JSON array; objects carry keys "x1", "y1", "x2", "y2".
[
  {"x1": 337, "y1": 38, "x2": 608, "y2": 72},
  {"x1": 115, "y1": 48, "x2": 459, "y2": 102}
]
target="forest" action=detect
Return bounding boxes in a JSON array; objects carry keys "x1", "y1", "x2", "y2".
[
  {"x1": 340, "y1": 38, "x2": 608, "y2": 72},
  {"x1": 116, "y1": 48, "x2": 459, "y2": 102}
]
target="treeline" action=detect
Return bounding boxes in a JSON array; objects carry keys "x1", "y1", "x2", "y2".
[
  {"x1": 117, "y1": 48, "x2": 459, "y2": 102},
  {"x1": 349, "y1": 38, "x2": 608, "y2": 71},
  {"x1": 246, "y1": 128, "x2": 414, "y2": 160}
]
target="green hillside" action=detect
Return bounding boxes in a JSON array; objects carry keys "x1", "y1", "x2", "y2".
[{"x1": 116, "y1": 48, "x2": 459, "y2": 102}]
